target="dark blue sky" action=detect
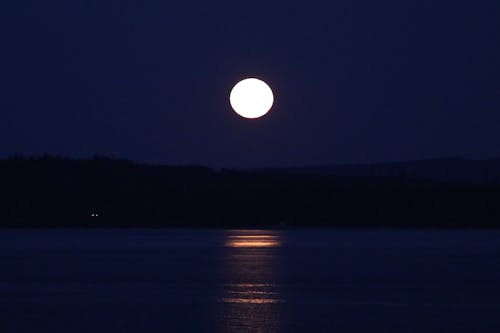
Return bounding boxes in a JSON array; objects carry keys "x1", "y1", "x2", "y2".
[{"x1": 2, "y1": 0, "x2": 499, "y2": 167}]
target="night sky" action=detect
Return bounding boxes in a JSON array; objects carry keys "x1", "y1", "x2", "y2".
[{"x1": 2, "y1": 0, "x2": 499, "y2": 167}]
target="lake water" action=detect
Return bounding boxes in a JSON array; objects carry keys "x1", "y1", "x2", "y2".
[{"x1": 1, "y1": 229, "x2": 500, "y2": 332}]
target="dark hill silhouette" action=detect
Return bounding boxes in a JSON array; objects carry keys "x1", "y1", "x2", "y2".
[
  {"x1": 252, "y1": 158, "x2": 500, "y2": 185},
  {"x1": 1, "y1": 156, "x2": 500, "y2": 228}
]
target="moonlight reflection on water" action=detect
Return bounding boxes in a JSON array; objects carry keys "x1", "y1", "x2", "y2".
[
  {"x1": 225, "y1": 233, "x2": 281, "y2": 248},
  {"x1": 218, "y1": 230, "x2": 284, "y2": 332}
]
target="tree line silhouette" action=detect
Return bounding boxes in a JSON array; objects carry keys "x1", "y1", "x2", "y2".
[{"x1": 1, "y1": 156, "x2": 499, "y2": 228}]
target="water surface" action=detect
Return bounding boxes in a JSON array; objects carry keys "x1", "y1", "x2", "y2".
[{"x1": 1, "y1": 229, "x2": 499, "y2": 332}]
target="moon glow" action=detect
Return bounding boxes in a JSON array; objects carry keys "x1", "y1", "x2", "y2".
[{"x1": 230, "y1": 78, "x2": 274, "y2": 119}]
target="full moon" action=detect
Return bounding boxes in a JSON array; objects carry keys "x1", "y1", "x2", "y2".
[{"x1": 230, "y1": 78, "x2": 274, "y2": 119}]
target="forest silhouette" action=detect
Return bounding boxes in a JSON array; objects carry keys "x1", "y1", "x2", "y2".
[{"x1": 1, "y1": 156, "x2": 499, "y2": 228}]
